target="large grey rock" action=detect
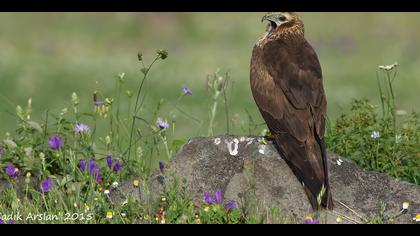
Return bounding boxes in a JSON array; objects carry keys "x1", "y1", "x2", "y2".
[
  {"x1": 2, "y1": 135, "x2": 418, "y2": 224},
  {"x1": 115, "y1": 135, "x2": 419, "y2": 224}
]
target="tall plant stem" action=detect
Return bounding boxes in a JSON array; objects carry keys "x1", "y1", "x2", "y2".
[
  {"x1": 127, "y1": 57, "x2": 160, "y2": 163},
  {"x1": 223, "y1": 76, "x2": 230, "y2": 135},
  {"x1": 208, "y1": 94, "x2": 219, "y2": 136},
  {"x1": 386, "y1": 71, "x2": 396, "y2": 135}
]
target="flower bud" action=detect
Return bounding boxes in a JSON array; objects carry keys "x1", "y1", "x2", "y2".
[{"x1": 157, "y1": 49, "x2": 168, "y2": 60}]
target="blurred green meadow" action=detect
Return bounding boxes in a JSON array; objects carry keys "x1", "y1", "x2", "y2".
[{"x1": 1, "y1": 12, "x2": 420, "y2": 139}]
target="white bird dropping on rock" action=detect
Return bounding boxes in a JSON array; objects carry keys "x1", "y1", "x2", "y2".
[
  {"x1": 226, "y1": 138, "x2": 239, "y2": 156},
  {"x1": 246, "y1": 137, "x2": 254, "y2": 146}
]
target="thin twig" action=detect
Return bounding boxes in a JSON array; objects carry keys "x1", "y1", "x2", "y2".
[
  {"x1": 336, "y1": 200, "x2": 366, "y2": 221},
  {"x1": 332, "y1": 210, "x2": 362, "y2": 224}
]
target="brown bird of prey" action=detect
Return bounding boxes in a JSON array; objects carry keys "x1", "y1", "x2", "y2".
[{"x1": 250, "y1": 12, "x2": 333, "y2": 210}]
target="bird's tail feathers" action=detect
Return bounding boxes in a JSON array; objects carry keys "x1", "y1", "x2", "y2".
[
  {"x1": 316, "y1": 136, "x2": 334, "y2": 210},
  {"x1": 272, "y1": 133, "x2": 333, "y2": 211}
]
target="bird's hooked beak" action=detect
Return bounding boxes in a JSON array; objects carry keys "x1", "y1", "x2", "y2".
[
  {"x1": 261, "y1": 14, "x2": 270, "y2": 23},
  {"x1": 261, "y1": 13, "x2": 280, "y2": 36},
  {"x1": 261, "y1": 13, "x2": 281, "y2": 27}
]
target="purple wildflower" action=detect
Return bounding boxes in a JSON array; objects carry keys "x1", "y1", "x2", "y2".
[
  {"x1": 224, "y1": 200, "x2": 237, "y2": 210},
  {"x1": 40, "y1": 178, "x2": 53, "y2": 193},
  {"x1": 159, "y1": 161, "x2": 165, "y2": 172},
  {"x1": 7, "y1": 220, "x2": 14, "y2": 224},
  {"x1": 88, "y1": 158, "x2": 95, "y2": 174},
  {"x1": 106, "y1": 156, "x2": 113, "y2": 169},
  {"x1": 74, "y1": 123, "x2": 91, "y2": 134},
  {"x1": 85, "y1": 158, "x2": 102, "y2": 183},
  {"x1": 0, "y1": 218, "x2": 3, "y2": 224},
  {"x1": 181, "y1": 85, "x2": 193, "y2": 96},
  {"x1": 156, "y1": 118, "x2": 170, "y2": 130},
  {"x1": 0, "y1": 146, "x2": 4, "y2": 156},
  {"x1": 304, "y1": 216, "x2": 320, "y2": 224},
  {"x1": 79, "y1": 159, "x2": 86, "y2": 171},
  {"x1": 113, "y1": 159, "x2": 123, "y2": 172},
  {"x1": 49, "y1": 135, "x2": 62, "y2": 151},
  {"x1": 214, "y1": 191, "x2": 223, "y2": 204},
  {"x1": 5, "y1": 164, "x2": 20, "y2": 178},
  {"x1": 96, "y1": 172, "x2": 102, "y2": 183},
  {"x1": 94, "y1": 101, "x2": 105, "y2": 106},
  {"x1": 204, "y1": 192, "x2": 214, "y2": 205},
  {"x1": 203, "y1": 191, "x2": 225, "y2": 205},
  {"x1": 93, "y1": 165, "x2": 102, "y2": 184}
]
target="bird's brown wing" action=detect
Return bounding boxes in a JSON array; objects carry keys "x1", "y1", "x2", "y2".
[
  {"x1": 262, "y1": 38, "x2": 326, "y2": 138},
  {"x1": 250, "y1": 38, "x2": 332, "y2": 210}
]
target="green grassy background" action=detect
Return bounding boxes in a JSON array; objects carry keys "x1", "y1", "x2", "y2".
[{"x1": 1, "y1": 12, "x2": 420, "y2": 139}]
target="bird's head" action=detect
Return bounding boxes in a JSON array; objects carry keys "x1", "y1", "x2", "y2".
[{"x1": 261, "y1": 12, "x2": 304, "y2": 38}]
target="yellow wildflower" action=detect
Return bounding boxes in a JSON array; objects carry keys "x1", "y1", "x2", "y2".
[
  {"x1": 402, "y1": 201, "x2": 409, "y2": 210},
  {"x1": 84, "y1": 204, "x2": 90, "y2": 212}
]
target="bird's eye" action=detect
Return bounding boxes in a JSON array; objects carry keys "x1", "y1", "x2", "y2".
[{"x1": 279, "y1": 15, "x2": 287, "y2": 21}]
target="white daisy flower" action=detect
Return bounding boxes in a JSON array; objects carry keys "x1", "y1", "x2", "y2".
[{"x1": 378, "y1": 62, "x2": 398, "y2": 71}]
